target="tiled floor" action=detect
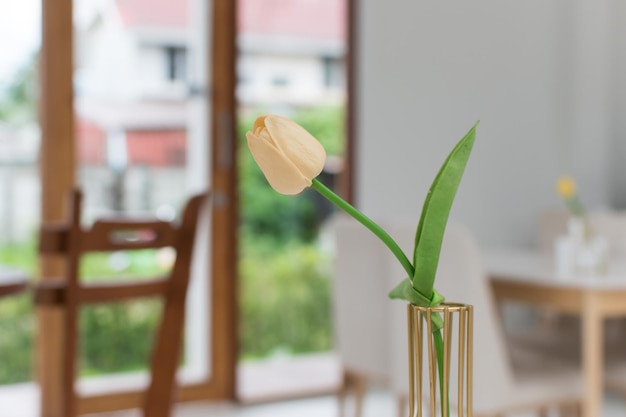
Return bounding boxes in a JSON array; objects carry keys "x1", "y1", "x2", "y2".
[
  {"x1": 237, "y1": 352, "x2": 342, "y2": 403},
  {"x1": 4, "y1": 386, "x2": 626, "y2": 416},
  {"x1": 96, "y1": 390, "x2": 626, "y2": 417},
  {"x1": 4, "y1": 353, "x2": 626, "y2": 416}
]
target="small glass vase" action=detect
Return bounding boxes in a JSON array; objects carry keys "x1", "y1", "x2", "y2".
[
  {"x1": 554, "y1": 216, "x2": 608, "y2": 277},
  {"x1": 407, "y1": 302, "x2": 474, "y2": 417}
]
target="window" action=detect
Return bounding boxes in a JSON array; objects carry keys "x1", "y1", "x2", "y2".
[
  {"x1": 164, "y1": 46, "x2": 188, "y2": 83},
  {"x1": 236, "y1": 0, "x2": 350, "y2": 402},
  {"x1": 323, "y1": 56, "x2": 343, "y2": 89},
  {"x1": 271, "y1": 75, "x2": 289, "y2": 87}
]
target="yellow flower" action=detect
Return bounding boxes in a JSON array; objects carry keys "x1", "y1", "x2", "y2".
[
  {"x1": 556, "y1": 175, "x2": 577, "y2": 199},
  {"x1": 246, "y1": 114, "x2": 326, "y2": 195}
]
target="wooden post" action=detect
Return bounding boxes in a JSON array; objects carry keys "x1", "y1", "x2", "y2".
[
  {"x1": 209, "y1": 0, "x2": 239, "y2": 399},
  {"x1": 38, "y1": 0, "x2": 75, "y2": 415}
]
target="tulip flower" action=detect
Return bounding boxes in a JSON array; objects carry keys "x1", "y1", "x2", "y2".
[
  {"x1": 556, "y1": 175, "x2": 591, "y2": 242},
  {"x1": 246, "y1": 114, "x2": 326, "y2": 195},
  {"x1": 556, "y1": 175, "x2": 585, "y2": 218},
  {"x1": 557, "y1": 175, "x2": 576, "y2": 199}
]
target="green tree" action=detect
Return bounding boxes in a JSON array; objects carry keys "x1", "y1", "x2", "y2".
[{"x1": 0, "y1": 53, "x2": 38, "y2": 125}]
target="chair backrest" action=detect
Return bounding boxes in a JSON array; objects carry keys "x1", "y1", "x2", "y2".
[
  {"x1": 35, "y1": 188, "x2": 208, "y2": 417},
  {"x1": 589, "y1": 211, "x2": 626, "y2": 258},
  {"x1": 326, "y1": 213, "x2": 391, "y2": 381},
  {"x1": 538, "y1": 210, "x2": 569, "y2": 259},
  {"x1": 385, "y1": 220, "x2": 516, "y2": 413}
]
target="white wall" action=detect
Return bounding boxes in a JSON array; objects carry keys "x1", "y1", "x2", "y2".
[
  {"x1": 610, "y1": 0, "x2": 626, "y2": 209},
  {"x1": 356, "y1": 0, "x2": 620, "y2": 248}
]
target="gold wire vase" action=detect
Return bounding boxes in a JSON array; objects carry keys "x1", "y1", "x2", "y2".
[{"x1": 407, "y1": 303, "x2": 474, "y2": 417}]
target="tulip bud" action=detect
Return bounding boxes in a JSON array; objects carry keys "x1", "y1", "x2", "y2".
[{"x1": 246, "y1": 114, "x2": 327, "y2": 195}]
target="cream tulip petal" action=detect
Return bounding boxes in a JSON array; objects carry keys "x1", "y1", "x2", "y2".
[
  {"x1": 264, "y1": 115, "x2": 326, "y2": 179},
  {"x1": 252, "y1": 115, "x2": 267, "y2": 133},
  {"x1": 246, "y1": 131, "x2": 311, "y2": 195}
]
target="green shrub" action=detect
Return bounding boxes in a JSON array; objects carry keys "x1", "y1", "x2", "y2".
[
  {"x1": 79, "y1": 300, "x2": 161, "y2": 375},
  {"x1": 0, "y1": 294, "x2": 35, "y2": 383},
  {"x1": 0, "y1": 239, "x2": 36, "y2": 384},
  {"x1": 0, "y1": 243, "x2": 167, "y2": 385},
  {"x1": 239, "y1": 237, "x2": 333, "y2": 359}
]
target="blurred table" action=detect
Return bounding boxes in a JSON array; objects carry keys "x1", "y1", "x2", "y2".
[
  {"x1": 486, "y1": 248, "x2": 626, "y2": 417},
  {"x1": 0, "y1": 265, "x2": 29, "y2": 297}
]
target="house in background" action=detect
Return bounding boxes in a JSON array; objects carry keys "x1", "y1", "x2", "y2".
[
  {"x1": 72, "y1": 0, "x2": 346, "y2": 216},
  {"x1": 237, "y1": 0, "x2": 346, "y2": 108},
  {"x1": 73, "y1": 0, "x2": 192, "y2": 218}
]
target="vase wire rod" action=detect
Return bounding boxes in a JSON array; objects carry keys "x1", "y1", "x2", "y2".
[{"x1": 407, "y1": 303, "x2": 473, "y2": 417}]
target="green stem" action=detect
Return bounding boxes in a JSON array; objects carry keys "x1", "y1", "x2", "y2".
[
  {"x1": 567, "y1": 196, "x2": 586, "y2": 218},
  {"x1": 311, "y1": 179, "x2": 414, "y2": 278},
  {"x1": 434, "y1": 330, "x2": 449, "y2": 417}
]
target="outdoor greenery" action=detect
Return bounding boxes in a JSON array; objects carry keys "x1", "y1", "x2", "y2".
[
  {"x1": 0, "y1": 244, "x2": 170, "y2": 384},
  {"x1": 0, "y1": 105, "x2": 345, "y2": 384},
  {"x1": 239, "y1": 237, "x2": 333, "y2": 359},
  {"x1": 0, "y1": 293, "x2": 33, "y2": 383},
  {"x1": 0, "y1": 53, "x2": 38, "y2": 126},
  {"x1": 80, "y1": 300, "x2": 162, "y2": 375}
]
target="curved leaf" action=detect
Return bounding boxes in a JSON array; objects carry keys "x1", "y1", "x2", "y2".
[{"x1": 412, "y1": 122, "x2": 478, "y2": 298}]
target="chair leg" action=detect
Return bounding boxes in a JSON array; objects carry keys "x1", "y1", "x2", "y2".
[
  {"x1": 338, "y1": 369, "x2": 369, "y2": 417},
  {"x1": 559, "y1": 402, "x2": 579, "y2": 417},
  {"x1": 337, "y1": 369, "x2": 351, "y2": 417},
  {"x1": 353, "y1": 373, "x2": 368, "y2": 417},
  {"x1": 396, "y1": 393, "x2": 408, "y2": 417},
  {"x1": 558, "y1": 403, "x2": 576, "y2": 417}
]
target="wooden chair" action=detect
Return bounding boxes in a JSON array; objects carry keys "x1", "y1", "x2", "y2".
[
  {"x1": 0, "y1": 271, "x2": 28, "y2": 299},
  {"x1": 35, "y1": 189, "x2": 208, "y2": 417}
]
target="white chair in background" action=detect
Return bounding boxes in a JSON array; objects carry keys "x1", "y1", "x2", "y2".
[
  {"x1": 326, "y1": 213, "x2": 392, "y2": 417},
  {"x1": 385, "y1": 219, "x2": 583, "y2": 417},
  {"x1": 329, "y1": 213, "x2": 583, "y2": 417}
]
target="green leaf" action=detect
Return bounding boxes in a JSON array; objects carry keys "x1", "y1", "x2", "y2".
[
  {"x1": 388, "y1": 278, "x2": 413, "y2": 301},
  {"x1": 389, "y1": 278, "x2": 444, "y2": 305},
  {"x1": 412, "y1": 122, "x2": 478, "y2": 299},
  {"x1": 388, "y1": 278, "x2": 445, "y2": 331}
]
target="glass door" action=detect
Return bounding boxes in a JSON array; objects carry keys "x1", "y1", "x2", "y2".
[
  {"x1": 236, "y1": 0, "x2": 349, "y2": 402},
  {"x1": 36, "y1": 0, "x2": 238, "y2": 414}
]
